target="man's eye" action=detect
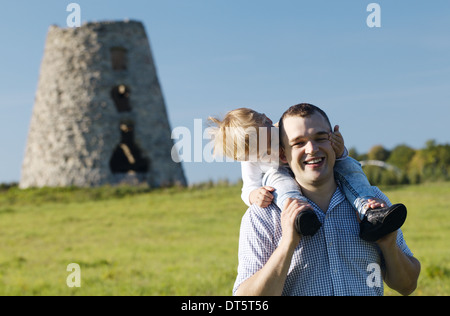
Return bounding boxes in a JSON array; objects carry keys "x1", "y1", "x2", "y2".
[{"x1": 317, "y1": 138, "x2": 328, "y2": 142}]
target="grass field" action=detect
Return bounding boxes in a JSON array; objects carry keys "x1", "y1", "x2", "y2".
[{"x1": 0, "y1": 182, "x2": 449, "y2": 296}]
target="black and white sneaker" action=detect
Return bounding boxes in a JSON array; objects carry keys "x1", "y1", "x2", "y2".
[{"x1": 359, "y1": 203, "x2": 407, "y2": 242}]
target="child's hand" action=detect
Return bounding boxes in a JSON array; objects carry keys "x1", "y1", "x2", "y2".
[
  {"x1": 330, "y1": 125, "x2": 345, "y2": 158},
  {"x1": 249, "y1": 186, "x2": 275, "y2": 208}
]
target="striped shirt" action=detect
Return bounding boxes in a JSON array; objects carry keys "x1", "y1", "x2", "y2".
[{"x1": 233, "y1": 186, "x2": 413, "y2": 296}]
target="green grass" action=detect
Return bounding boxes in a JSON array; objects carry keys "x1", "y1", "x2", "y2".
[
  {"x1": 0, "y1": 184, "x2": 243, "y2": 295},
  {"x1": 380, "y1": 183, "x2": 450, "y2": 296},
  {"x1": 0, "y1": 182, "x2": 449, "y2": 296}
]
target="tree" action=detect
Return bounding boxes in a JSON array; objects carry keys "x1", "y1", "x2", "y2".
[
  {"x1": 387, "y1": 144, "x2": 416, "y2": 171},
  {"x1": 368, "y1": 145, "x2": 390, "y2": 161},
  {"x1": 407, "y1": 140, "x2": 450, "y2": 183},
  {"x1": 422, "y1": 140, "x2": 450, "y2": 181},
  {"x1": 358, "y1": 140, "x2": 450, "y2": 185},
  {"x1": 348, "y1": 147, "x2": 358, "y2": 159}
]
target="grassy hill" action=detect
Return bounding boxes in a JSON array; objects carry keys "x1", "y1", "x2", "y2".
[{"x1": 0, "y1": 182, "x2": 449, "y2": 296}]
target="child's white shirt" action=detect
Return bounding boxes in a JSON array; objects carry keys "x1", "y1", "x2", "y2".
[{"x1": 240, "y1": 160, "x2": 280, "y2": 207}]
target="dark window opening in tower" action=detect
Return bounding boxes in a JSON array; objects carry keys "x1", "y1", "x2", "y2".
[
  {"x1": 110, "y1": 121, "x2": 150, "y2": 174},
  {"x1": 110, "y1": 47, "x2": 128, "y2": 70},
  {"x1": 111, "y1": 85, "x2": 132, "y2": 112}
]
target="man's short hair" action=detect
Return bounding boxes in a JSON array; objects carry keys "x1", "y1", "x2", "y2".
[{"x1": 279, "y1": 103, "x2": 332, "y2": 148}]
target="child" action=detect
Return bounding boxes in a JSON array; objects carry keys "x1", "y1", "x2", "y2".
[{"x1": 209, "y1": 108, "x2": 407, "y2": 242}]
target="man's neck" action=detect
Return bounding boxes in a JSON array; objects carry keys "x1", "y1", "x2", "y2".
[{"x1": 297, "y1": 178, "x2": 337, "y2": 213}]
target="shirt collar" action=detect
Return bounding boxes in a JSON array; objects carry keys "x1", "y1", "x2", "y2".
[{"x1": 304, "y1": 186, "x2": 346, "y2": 214}]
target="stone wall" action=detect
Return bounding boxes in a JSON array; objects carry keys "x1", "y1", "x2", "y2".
[{"x1": 20, "y1": 20, "x2": 187, "y2": 188}]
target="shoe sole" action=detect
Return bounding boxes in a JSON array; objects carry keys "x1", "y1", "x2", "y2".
[
  {"x1": 360, "y1": 204, "x2": 407, "y2": 242},
  {"x1": 295, "y1": 209, "x2": 322, "y2": 237}
]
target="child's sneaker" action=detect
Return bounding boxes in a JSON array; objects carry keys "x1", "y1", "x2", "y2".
[
  {"x1": 359, "y1": 203, "x2": 407, "y2": 242},
  {"x1": 295, "y1": 209, "x2": 322, "y2": 237}
]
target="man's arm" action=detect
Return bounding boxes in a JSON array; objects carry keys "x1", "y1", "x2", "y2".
[
  {"x1": 235, "y1": 237, "x2": 296, "y2": 296},
  {"x1": 377, "y1": 231, "x2": 421, "y2": 296},
  {"x1": 370, "y1": 188, "x2": 421, "y2": 296},
  {"x1": 235, "y1": 199, "x2": 310, "y2": 296}
]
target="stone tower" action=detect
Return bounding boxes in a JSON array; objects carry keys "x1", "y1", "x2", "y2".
[{"x1": 20, "y1": 20, "x2": 187, "y2": 188}]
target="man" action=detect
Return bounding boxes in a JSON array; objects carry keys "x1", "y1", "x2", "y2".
[{"x1": 233, "y1": 103, "x2": 420, "y2": 296}]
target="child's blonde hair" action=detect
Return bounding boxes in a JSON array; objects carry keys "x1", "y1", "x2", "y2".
[{"x1": 208, "y1": 108, "x2": 268, "y2": 161}]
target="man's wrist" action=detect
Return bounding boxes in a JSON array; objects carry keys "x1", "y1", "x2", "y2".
[
  {"x1": 376, "y1": 231, "x2": 398, "y2": 253},
  {"x1": 248, "y1": 189, "x2": 257, "y2": 204},
  {"x1": 279, "y1": 236, "x2": 300, "y2": 255}
]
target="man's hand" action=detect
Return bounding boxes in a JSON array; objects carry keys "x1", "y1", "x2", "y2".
[
  {"x1": 281, "y1": 198, "x2": 313, "y2": 248},
  {"x1": 235, "y1": 197, "x2": 314, "y2": 296},
  {"x1": 249, "y1": 186, "x2": 275, "y2": 208},
  {"x1": 330, "y1": 125, "x2": 345, "y2": 158}
]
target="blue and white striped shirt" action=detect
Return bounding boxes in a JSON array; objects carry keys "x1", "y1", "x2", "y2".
[{"x1": 233, "y1": 186, "x2": 413, "y2": 296}]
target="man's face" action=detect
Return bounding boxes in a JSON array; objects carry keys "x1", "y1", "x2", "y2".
[{"x1": 281, "y1": 113, "x2": 336, "y2": 188}]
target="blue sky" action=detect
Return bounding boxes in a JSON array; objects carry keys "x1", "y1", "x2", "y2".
[{"x1": 0, "y1": 0, "x2": 449, "y2": 185}]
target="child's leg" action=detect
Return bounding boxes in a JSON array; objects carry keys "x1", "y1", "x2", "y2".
[
  {"x1": 334, "y1": 157, "x2": 376, "y2": 220},
  {"x1": 263, "y1": 166, "x2": 322, "y2": 237},
  {"x1": 262, "y1": 166, "x2": 308, "y2": 210},
  {"x1": 335, "y1": 157, "x2": 408, "y2": 242}
]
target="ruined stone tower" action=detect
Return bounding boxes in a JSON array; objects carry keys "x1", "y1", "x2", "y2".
[{"x1": 20, "y1": 20, "x2": 187, "y2": 188}]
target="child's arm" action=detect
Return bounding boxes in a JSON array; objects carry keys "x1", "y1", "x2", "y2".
[
  {"x1": 249, "y1": 186, "x2": 275, "y2": 208},
  {"x1": 241, "y1": 162, "x2": 275, "y2": 208}
]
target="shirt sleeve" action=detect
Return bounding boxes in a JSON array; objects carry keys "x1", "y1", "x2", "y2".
[
  {"x1": 240, "y1": 161, "x2": 264, "y2": 206},
  {"x1": 233, "y1": 205, "x2": 278, "y2": 295}
]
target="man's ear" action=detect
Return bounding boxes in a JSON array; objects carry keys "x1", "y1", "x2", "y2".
[{"x1": 279, "y1": 147, "x2": 288, "y2": 164}]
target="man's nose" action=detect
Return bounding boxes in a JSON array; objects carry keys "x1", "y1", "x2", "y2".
[{"x1": 305, "y1": 140, "x2": 319, "y2": 154}]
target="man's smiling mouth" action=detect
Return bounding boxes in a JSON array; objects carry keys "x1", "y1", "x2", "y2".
[{"x1": 304, "y1": 157, "x2": 325, "y2": 165}]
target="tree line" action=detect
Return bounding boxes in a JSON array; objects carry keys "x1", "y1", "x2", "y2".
[
  {"x1": 350, "y1": 140, "x2": 450, "y2": 186},
  {"x1": 1, "y1": 139, "x2": 449, "y2": 191}
]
